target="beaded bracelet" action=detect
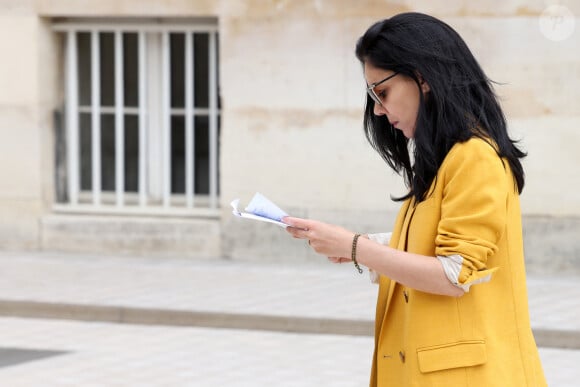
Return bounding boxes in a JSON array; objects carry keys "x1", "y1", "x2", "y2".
[{"x1": 351, "y1": 233, "x2": 364, "y2": 274}]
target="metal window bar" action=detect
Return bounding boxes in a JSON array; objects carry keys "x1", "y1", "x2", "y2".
[
  {"x1": 65, "y1": 30, "x2": 79, "y2": 206},
  {"x1": 57, "y1": 22, "x2": 220, "y2": 217},
  {"x1": 138, "y1": 31, "x2": 147, "y2": 207},
  {"x1": 209, "y1": 31, "x2": 218, "y2": 209},
  {"x1": 114, "y1": 30, "x2": 125, "y2": 207},
  {"x1": 185, "y1": 32, "x2": 195, "y2": 208},
  {"x1": 161, "y1": 31, "x2": 171, "y2": 208},
  {"x1": 91, "y1": 31, "x2": 101, "y2": 205}
]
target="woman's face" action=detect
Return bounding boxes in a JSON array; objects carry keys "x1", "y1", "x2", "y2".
[{"x1": 363, "y1": 62, "x2": 429, "y2": 139}]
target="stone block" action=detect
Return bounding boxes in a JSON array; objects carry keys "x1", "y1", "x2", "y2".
[
  {"x1": 37, "y1": 0, "x2": 221, "y2": 17},
  {"x1": 220, "y1": 108, "x2": 406, "y2": 214},
  {"x1": 41, "y1": 214, "x2": 222, "y2": 258},
  {"x1": 511, "y1": 116, "x2": 580, "y2": 216},
  {"x1": 221, "y1": 16, "x2": 351, "y2": 110},
  {"x1": 523, "y1": 215, "x2": 580, "y2": 275},
  {"x1": 448, "y1": 17, "x2": 580, "y2": 118},
  {"x1": 0, "y1": 106, "x2": 42, "y2": 197},
  {"x1": 0, "y1": 199, "x2": 43, "y2": 249},
  {"x1": 0, "y1": 15, "x2": 38, "y2": 105}
]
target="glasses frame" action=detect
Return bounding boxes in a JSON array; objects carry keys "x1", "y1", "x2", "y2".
[{"x1": 366, "y1": 72, "x2": 399, "y2": 106}]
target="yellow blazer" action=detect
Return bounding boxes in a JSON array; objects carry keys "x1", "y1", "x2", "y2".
[{"x1": 370, "y1": 138, "x2": 546, "y2": 386}]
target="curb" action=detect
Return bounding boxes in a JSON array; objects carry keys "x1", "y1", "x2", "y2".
[
  {"x1": 0, "y1": 300, "x2": 373, "y2": 337},
  {"x1": 0, "y1": 300, "x2": 579, "y2": 349}
]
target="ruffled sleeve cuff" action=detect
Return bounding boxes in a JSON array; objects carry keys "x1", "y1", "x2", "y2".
[
  {"x1": 437, "y1": 254, "x2": 498, "y2": 292},
  {"x1": 367, "y1": 232, "x2": 392, "y2": 245},
  {"x1": 367, "y1": 233, "x2": 392, "y2": 284}
]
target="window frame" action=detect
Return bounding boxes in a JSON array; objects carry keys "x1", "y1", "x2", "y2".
[{"x1": 52, "y1": 18, "x2": 221, "y2": 217}]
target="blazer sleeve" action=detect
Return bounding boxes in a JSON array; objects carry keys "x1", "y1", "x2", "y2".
[{"x1": 435, "y1": 139, "x2": 508, "y2": 287}]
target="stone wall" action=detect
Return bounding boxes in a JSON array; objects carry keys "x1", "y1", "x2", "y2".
[{"x1": 0, "y1": 0, "x2": 577, "y2": 270}]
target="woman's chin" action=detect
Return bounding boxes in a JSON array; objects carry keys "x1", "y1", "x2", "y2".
[{"x1": 396, "y1": 126, "x2": 414, "y2": 139}]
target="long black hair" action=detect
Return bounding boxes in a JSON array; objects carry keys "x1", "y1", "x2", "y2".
[{"x1": 355, "y1": 12, "x2": 526, "y2": 202}]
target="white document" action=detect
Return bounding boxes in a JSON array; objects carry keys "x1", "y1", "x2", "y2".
[{"x1": 230, "y1": 192, "x2": 289, "y2": 228}]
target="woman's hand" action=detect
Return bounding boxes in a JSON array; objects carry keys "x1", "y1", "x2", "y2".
[{"x1": 283, "y1": 216, "x2": 356, "y2": 260}]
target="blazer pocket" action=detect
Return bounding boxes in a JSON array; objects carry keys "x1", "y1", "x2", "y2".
[{"x1": 417, "y1": 340, "x2": 487, "y2": 374}]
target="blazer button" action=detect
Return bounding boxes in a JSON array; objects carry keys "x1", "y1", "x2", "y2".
[
  {"x1": 399, "y1": 350, "x2": 406, "y2": 363},
  {"x1": 403, "y1": 290, "x2": 409, "y2": 303}
]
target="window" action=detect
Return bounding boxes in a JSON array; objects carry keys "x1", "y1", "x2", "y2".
[{"x1": 54, "y1": 18, "x2": 220, "y2": 216}]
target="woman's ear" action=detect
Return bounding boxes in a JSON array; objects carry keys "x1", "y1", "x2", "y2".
[
  {"x1": 415, "y1": 72, "x2": 431, "y2": 94},
  {"x1": 420, "y1": 80, "x2": 430, "y2": 94}
]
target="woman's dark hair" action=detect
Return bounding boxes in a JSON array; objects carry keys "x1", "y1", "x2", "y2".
[{"x1": 355, "y1": 12, "x2": 526, "y2": 202}]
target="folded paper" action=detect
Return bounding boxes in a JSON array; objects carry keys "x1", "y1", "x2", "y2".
[{"x1": 231, "y1": 192, "x2": 289, "y2": 228}]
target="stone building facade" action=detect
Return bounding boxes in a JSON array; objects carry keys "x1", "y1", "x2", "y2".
[{"x1": 0, "y1": 0, "x2": 578, "y2": 273}]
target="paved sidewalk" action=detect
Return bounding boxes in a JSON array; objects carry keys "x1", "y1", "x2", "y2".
[
  {"x1": 0, "y1": 317, "x2": 578, "y2": 387},
  {"x1": 0, "y1": 250, "x2": 579, "y2": 386},
  {"x1": 0, "y1": 250, "x2": 580, "y2": 347}
]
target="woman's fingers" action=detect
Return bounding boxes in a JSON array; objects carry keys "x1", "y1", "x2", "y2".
[
  {"x1": 328, "y1": 257, "x2": 351, "y2": 264},
  {"x1": 285, "y1": 226, "x2": 309, "y2": 239},
  {"x1": 283, "y1": 217, "x2": 312, "y2": 239},
  {"x1": 282, "y1": 216, "x2": 311, "y2": 230}
]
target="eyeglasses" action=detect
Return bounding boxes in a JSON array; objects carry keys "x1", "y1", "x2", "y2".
[{"x1": 366, "y1": 72, "x2": 399, "y2": 106}]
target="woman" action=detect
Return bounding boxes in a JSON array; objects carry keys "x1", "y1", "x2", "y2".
[{"x1": 284, "y1": 13, "x2": 546, "y2": 386}]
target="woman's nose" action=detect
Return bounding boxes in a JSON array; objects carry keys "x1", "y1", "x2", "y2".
[{"x1": 373, "y1": 101, "x2": 387, "y2": 116}]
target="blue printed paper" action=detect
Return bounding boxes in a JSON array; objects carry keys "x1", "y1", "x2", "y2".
[
  {"x1": 230, "y1": 192, "x2": 289, "y2": 228},
  {"x1": 244, "y1": 192, "x2": 288, "y2": 221}
]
